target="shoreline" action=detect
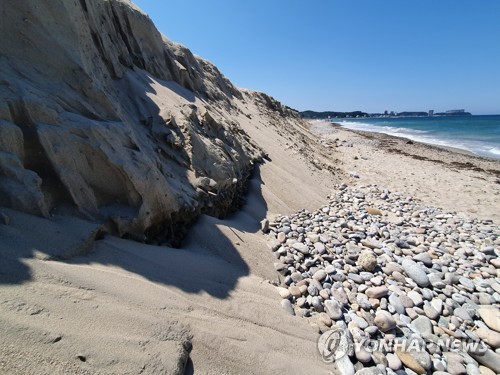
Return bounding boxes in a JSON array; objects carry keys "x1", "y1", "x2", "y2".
[
  {"x1": 308, "y1": 120, "x2": 500, "y2": 224},
  {"x1": 323, "y1": 119, "x2": 500, "y2": 161}
]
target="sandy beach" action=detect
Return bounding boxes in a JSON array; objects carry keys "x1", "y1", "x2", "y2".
[
  {"x1": 309, "y1": 120, "x2": 500, "y2": 224},
  {"x1": 1, "y1": 1, "x2": 499, "y2": 374}
]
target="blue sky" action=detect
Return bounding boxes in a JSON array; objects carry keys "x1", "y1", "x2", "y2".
[{"x1": 133, "y1": 1, "x2": 500, "y2": 115}]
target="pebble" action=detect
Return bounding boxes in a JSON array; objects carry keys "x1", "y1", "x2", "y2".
[
  {"x1": 365, "y1": 286, "x2": 388, "y2": 299},
  {"x1": 266, "y1": 185, "x2": 500, "y2": 375},
  {"x1": 402, "y1": 258, "x2": 430, "y2": 287},
  {"x1": 423, "y1": 303, "x2": 440, "y2": 320},
  {"x1": 475, "y1": 327, "x2": 500, "y2": 349},
  {"x1": 324, "y1": 299, "x2": 343, "y2": 320},
  {"x1": 395, "y1": 350, "x2": 427, "y2": 374},
  {"x1": 358, "y1": 250, "x2": 378, "y2": 272},
  {"x1": 469, "y1": 349, "x2": 500, "y2": 374},
  {"x1": 413, "y1": 252, "x2": 433, "y2": 267},
  {"x1": 386, "y1": 353, "x2": 402, "y2": 371},
  {"x1": 313, "y1": 269, "x2": 327, "y2": 281},
  {"x1": 407, "y1": 291, "x2": 424, "y2": 307},
  {"x1": 388, "y1": 293, "x2": 405, "y2": 314},
  {"x1": 277, "y1": 287, "x2": 291, "y2": 299},
  {"x1": 412, "y1": 315, "x2": 433, "y2": 336},
  {"x1": 374, "y1": 311, "x2": 396, "y2": 332},
  {"x1": 281, "y1": 299, "x2": 295, "y2": 315},
  {"x1": 478, "y1": 307, "x2": 500, "y2": 333}
]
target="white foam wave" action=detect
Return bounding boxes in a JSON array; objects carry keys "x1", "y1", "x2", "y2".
[{"x1": 336, "y1": 121, "x2": 500, "y2": 159}]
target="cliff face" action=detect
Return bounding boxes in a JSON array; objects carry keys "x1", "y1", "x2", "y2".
[{"x1": 0, "y1": 0, "x2": 297, "y2": 243}]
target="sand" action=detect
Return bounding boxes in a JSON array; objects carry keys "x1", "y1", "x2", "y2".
[
  {"x1": 1, "y1": 1, "x2": 499, "y2": 373},
  {"x1": 2, "y1": 116, "x2": 499, "y2": 375},
  {"x1": 309, "y1": 120, "x2": 500, "y2": 224}
]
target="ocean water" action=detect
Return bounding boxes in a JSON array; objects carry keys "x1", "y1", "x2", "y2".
[{"x1": 334, "y1": 115, "x2": 500, "y2": 159}]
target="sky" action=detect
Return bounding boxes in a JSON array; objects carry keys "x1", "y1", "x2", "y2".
[{"x1": 133, "y1": 1, "x2": 500, "y2": 115}]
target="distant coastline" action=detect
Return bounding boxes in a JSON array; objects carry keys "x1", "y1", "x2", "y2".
[{"x1": 301, "y1": 109, "x2": 472, "y2": 119}]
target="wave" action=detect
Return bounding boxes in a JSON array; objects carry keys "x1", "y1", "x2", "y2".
[{"x1": 336, "y1": 121, "x2": 500, "y2": 159}]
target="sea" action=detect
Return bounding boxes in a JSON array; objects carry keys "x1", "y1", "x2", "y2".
[{"x1": 333, "y1": 115, "x2": 500, "y2": 159}]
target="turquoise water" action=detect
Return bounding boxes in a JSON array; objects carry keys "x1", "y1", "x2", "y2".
[{"x1": 335, "y1": 115, "x2": 500, "y2": 159}]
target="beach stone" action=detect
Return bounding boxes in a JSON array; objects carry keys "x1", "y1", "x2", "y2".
[
  {"x1": 365, "y1": 286, "x2": 389, "y2": 299},
  {"x1": 423, "y1": 303, "x2": 440, "y2": 320},
  {"x1": 465, "y1": 363, "x2": 481, "y2": 375},
  {"x1": 325, "y1": 265, "x2": 336, "y2": 274},
  {"x1": 428, "y1": 272, "x2": 443, "y2": 284},
  {"x1": 370, "y1": 276, "x2": 383, "y2": 286},
  {"x1": 432, "y1": 359, "x2": 446, "y2": 372},
  {"x1": 277, "y1": 232, "x2": 286, "y2": 243},
  {"x1": 414, "y1": 252, "x2": 433, "y2": 267},
  {"x1": 361, "y1": 238, "x2": 383, "y2": 249},
  {"x1": 476, "y1": 327, "x2": 500, "y2": 349},
  {"x1": 356, "y1": 294, "x2": 372, "y2": 310},
  {"x1": 277, "y1": 287, "x2": 291, "y2": 299},
  {"x1": 350, "y1": 314, "x2": 368, "y2": 330},
  {"x1": 395, "y1": 239, "x2": 410, "y2": 249},
  {"x1": 478, "y1": 293, "x2": 495, "y2": 305},
  {"x1": 260, "y1": 219, "x2": 269, "y2": 233},
  {"x1": 348, "y1": 273, "x2": 364, "y2": 284},
  {"x1": 385, "y1": 262, "x2": 403, "y2": 275},
  {"x1": 392, "y1": 271, "x2": 406, "y2": 284},
  {"x1": 319, "y1": 313, "x2": 333, "y2": 327},
  {"x1": 292, "y1": 243, "x2": 309, "y2": 255},
  {"x1": 452, "y1": 293, "x2": 467, "y2": 304},
  {"x1": 358, "y1": 250, "x2": 378, "y2": 272},
  {"x1": 324, "y1": 299, "x2": 343, "y2": 320},
  {"x1": 355, "y1": 347, "x2": 372, "y2": 364},
  {"x1": 308, "y1": 284, "x2": 319, "y2": 296},
  {"x1": 331, "y1": 289, "x2": 349, "y2": 306},
  {"x1": 354, "y1": 367, "x2": 383, "y2": 375},
  {"x1": 386, "y1": 352, "x2": 402, "y2": 371},
  {"x1": 421, "y1": 288, "x2": 433, "y2": 301},
  {"x1": 296, "y1": 297, "x2": 306, "y2": 308},
  {"x1": 469, "y1": 349, "x2": 500, "y2": 374},
  {"x1": 274, "y1": 263, "x2": 288, "y2": 274},
  {"x1": 478, "y1": 307, "x2": 500, "y2": 333},
  {"x1": 281, "y1": 299, "x2": 295, "y2": 315},
  {"x1": 314, "y1": 242, "x2": 326, "y2": 254},
  {"x1": 290, "y1": 272, "x2": 303, "y2": 283},
  {"x1": 313, "y1": 269, "x2": 327, "y2": 281},
  {"x1": 454, "y1": 307, "x2": 472, "y2": 322},
  {"x1": 319, "y1": 289, "x2": 330, "y2": 300},
  {"x1": 336, "y1": 355, "x2": 355, "y2": 375},
  {"x1": 459, "y1": 277, "x2": 475, "y2": 292},
  {"x1": 402, "y1": 258, "x2": 430, "y2": 287},
  {"x1": 312, "y1": 297, "x2": 324, "y2": 312},
  {"x1": 374, "y1": 311, "x2": 396, "y2": 332},
  {"x1": 367, "y1": 208, "x2": 383, "y2": 216},
  {"x1": 289, "y1": 285, "x2": 302, "y2": 298},
  {"x1": 430, "y1": 298, "x2": 443, "y2": 314},
  {"x1": 395, "y1": 349, "x2": 430, "y2": 374},
  {"x1": 446, "y1": 360, "x2": 467, "y2": 375},
  {"x1": 478, "y1": 365, "x2": 496, "y2": 375},
  {"x1": 412, "y1": 315, "x2": 433, "y2": 336},
  {"x1": 399, "y1": 294, "x2": 415, "y2": 308},
  {"x1": 407, "y1": 291, "x2": 424, "y2": 306},
  {"x1": 388, "y1": 293, "x2": 405, "y2": 314}
]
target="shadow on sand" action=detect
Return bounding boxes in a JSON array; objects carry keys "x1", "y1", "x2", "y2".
[{"x1": 0, "y1": 166, "x2": 268, "y2": 301}]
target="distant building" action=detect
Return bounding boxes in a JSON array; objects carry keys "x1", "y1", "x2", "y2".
[
  {"x1": 446, "y1": 109, "x2": 465, "y2": 114},
  {"x1": 428, "y1": 110, "x2": 434, "y2": 116}
]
